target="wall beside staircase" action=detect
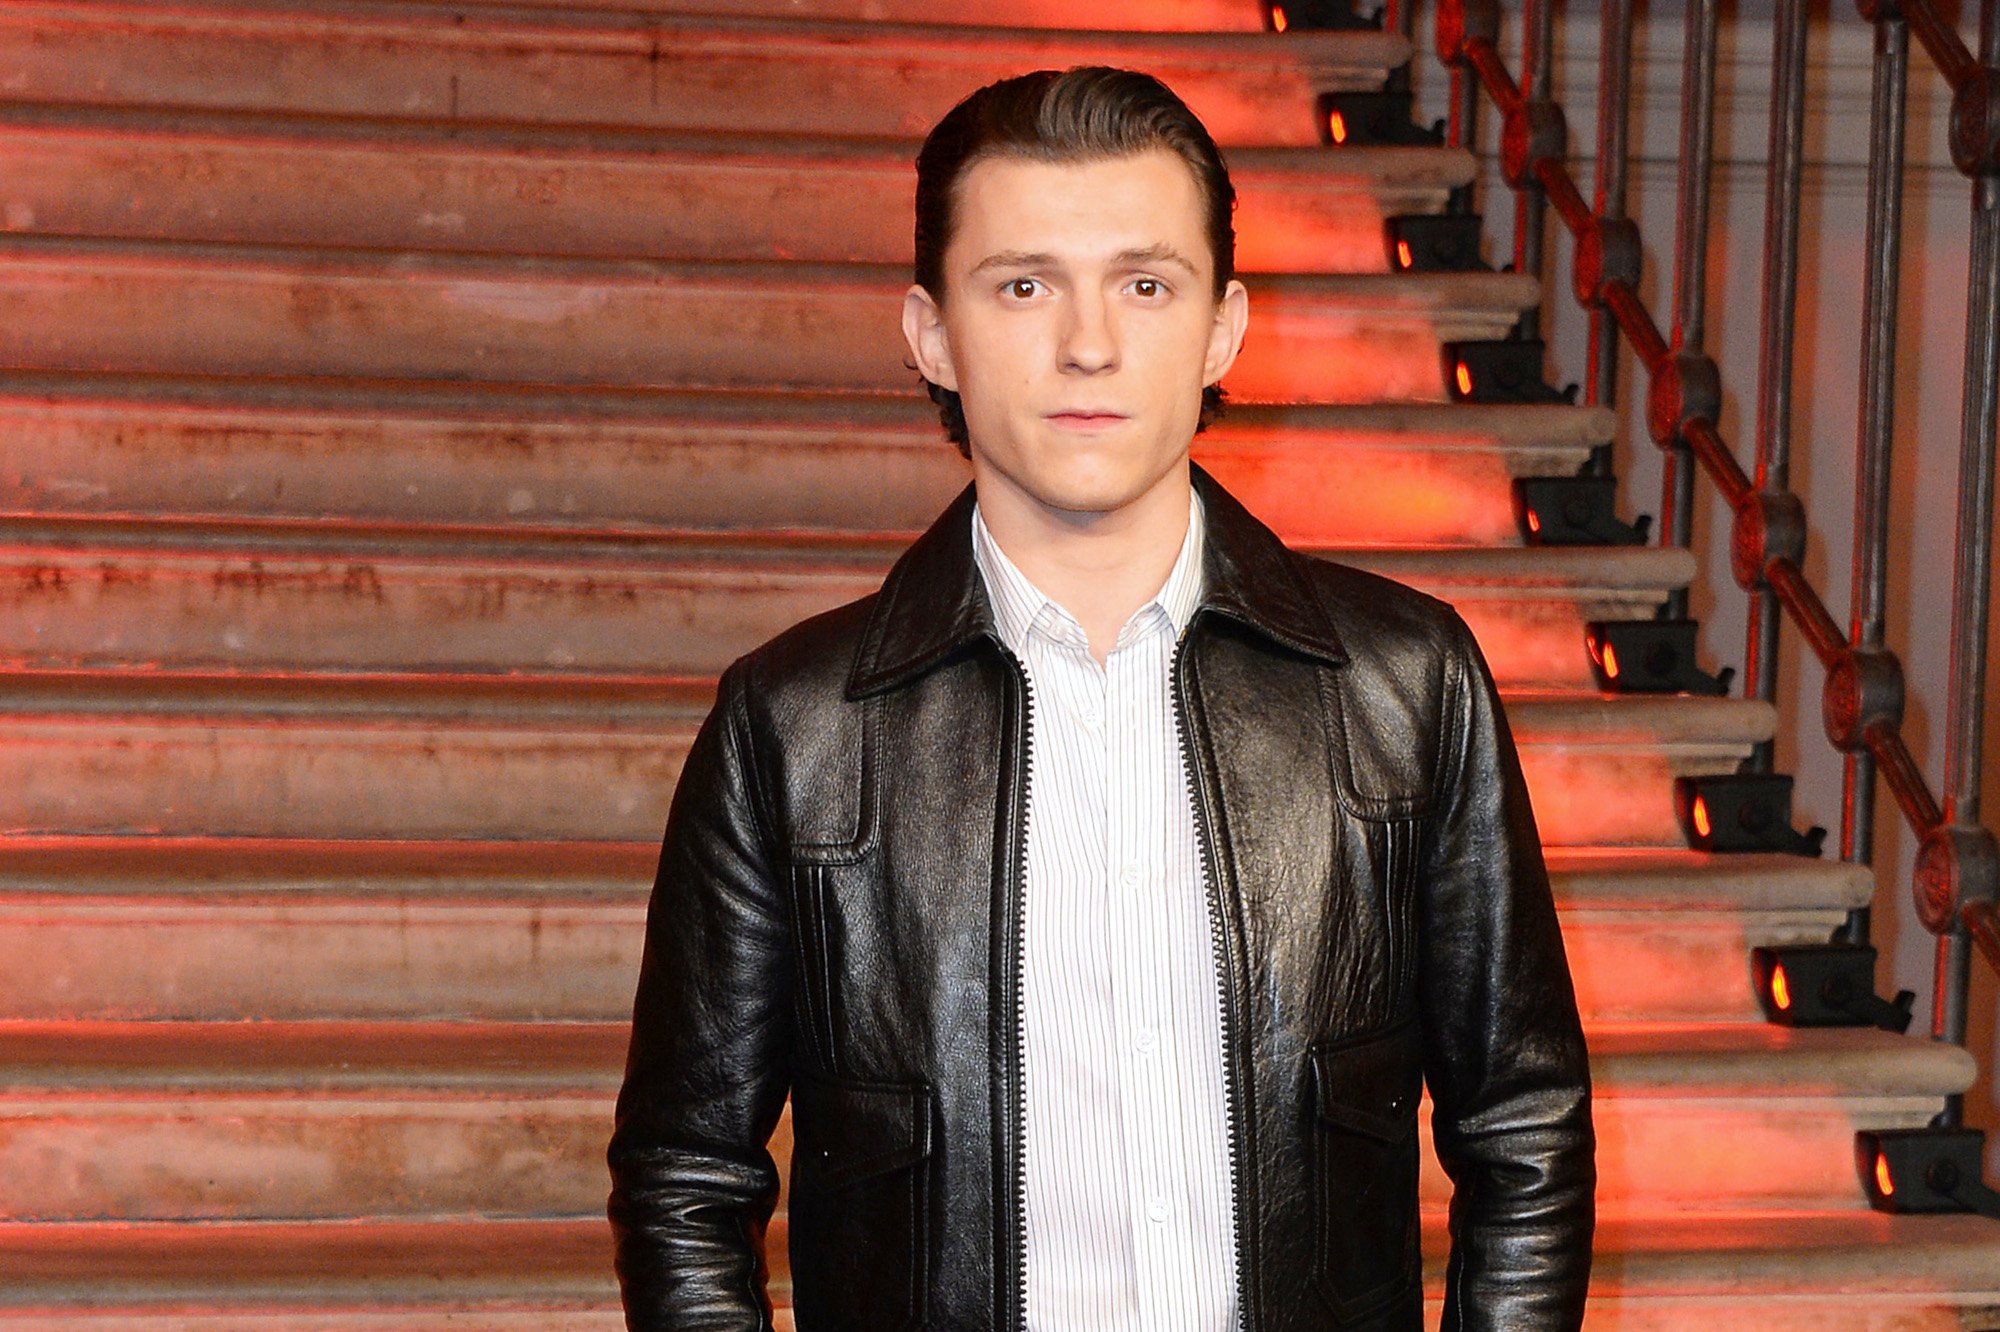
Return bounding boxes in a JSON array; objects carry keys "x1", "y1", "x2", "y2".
[{"x1": 1414, "y1": 0, "x2": 2000, "y2": 1172}]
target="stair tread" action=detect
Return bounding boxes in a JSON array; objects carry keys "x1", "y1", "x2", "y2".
[
  {"x1": 1542, "y1": 848, "x2": 1875, "y2": 911},
  {"x1": 6, "y1": 0, "x2": 1408, "y2": 70},
  {"x1": 0, "y1": 1018, "x2": 1964, "y2": 1098},
  {"x1": 0, "y1": 230, "x2": 1539, "y2": 312},
  {"x1": 0, "y1": 99, "x2": 1476, "y2": 187},
  {"x1": 0, "y1": 1211, "x2": 1995, "y2": 1305},
  {"x1": 0, "y1": 838, "x2": 1868, "y2": 913},
  {"x1": 0, "y1": 516, "x2": 1694, "y2": 590},
  {"x1": 347, "y1": 0, "x2": 1273, "y2": 30},
  {"x1": 0, "y1": 369, "x2": 1618, "y2": 445},
  {"x1": 1583, "y1": 1023, "x2": 1976, "y2": 1096},
  {"x1": 0, "y1": 670, "x2": 1774, "y2": 738}
]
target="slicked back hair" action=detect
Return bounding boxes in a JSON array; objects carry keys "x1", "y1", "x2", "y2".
[{"x1": 912, "y1": 67, "x2": 1237, "y2": 456}]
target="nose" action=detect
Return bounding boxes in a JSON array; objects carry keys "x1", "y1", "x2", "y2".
[{"x1": 1058, "y1": 287, "x2": 1118, "y2": 375}]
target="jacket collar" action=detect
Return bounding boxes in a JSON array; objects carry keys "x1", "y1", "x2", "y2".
[{"x1": 845, "y1": 463, "x2": 1348, "y2": 699}]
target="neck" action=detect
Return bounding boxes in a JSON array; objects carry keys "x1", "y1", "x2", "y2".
[{"x1": 973, "y1": 463, "x2": 1194, "y2": 665}]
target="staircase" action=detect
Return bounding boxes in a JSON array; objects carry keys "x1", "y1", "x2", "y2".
[{"x1": 0, "y1": 0, "x2": 1995, "y2": 1326}]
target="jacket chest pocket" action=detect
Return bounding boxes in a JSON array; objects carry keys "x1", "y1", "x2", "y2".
[
  {"x1": 787, "y1": 1074, "x2": 935, "y2": 1331},
  {"x1": 1307, "y1": 1018, "x2": 1423, "y2": 1324}
]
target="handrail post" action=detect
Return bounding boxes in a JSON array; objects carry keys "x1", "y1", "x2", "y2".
[
  {"x1": 1932, "y1": 172, "x2": 2000, "y2": 1073},
  {"x1": 1744, "y1": 0, "x2": 1813, "y2": 773},
  {"x1": 1841, "y1": 0, "x2": 1912, "y2": 947},
  {"x1": 1441, "y1": 0, "x2": 1483, "y2": 206},
  {"x1": 1586, "y1": 0, "x2": 1635, "y2": 476},
  {"x1": 1515, "y1": 0, "x2": 1556, "y2": 337},
  {"x1": 1662, "y1": 0, "x2": 1720, "y2": 617}
]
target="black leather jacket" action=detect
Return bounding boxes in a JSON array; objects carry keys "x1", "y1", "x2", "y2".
[{"x1": 609, "y1": 467, "x2": 1594, "y2": 1331}]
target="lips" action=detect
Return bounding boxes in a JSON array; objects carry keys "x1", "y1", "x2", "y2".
[{"x1": 1045, "y1": 410, "x2": 1129, "y2": 426}]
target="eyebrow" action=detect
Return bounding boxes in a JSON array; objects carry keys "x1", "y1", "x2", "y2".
[{"x1": 966, "y1": 244, "x2": 1201, "y2": 277}]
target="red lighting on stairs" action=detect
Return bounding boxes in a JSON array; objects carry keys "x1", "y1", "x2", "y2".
[
  {"x1": 1876, "y1": 1151, "x2": 1896, "y2": 1197},
  {"x1": 1769, "y1": 963, "x2": 1792, "y2": 1012},
  {"x1": 1691, "y1": 794, "x2": 1712, "y2": 839},
  {"x1": 1395, "y1": 238, "x2": 1413, "y2": 269},
  {"x1": 1271, "y1": 5, "x2": 1289, "y2": 30},
  {"x1": 1454, "y1": 359, "x2": 1473, "y2": 396},
  {"x1": 1600, "y1": 641, "x2": 1620, "y2": 680},
  {"x1": 1327, "y1": 108, "x2": 1347, "y2": 143}
]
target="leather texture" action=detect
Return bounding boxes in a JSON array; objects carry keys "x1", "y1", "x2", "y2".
[{"x1": 609, "y1": 466, "x2": 1596, "y2": 1330}]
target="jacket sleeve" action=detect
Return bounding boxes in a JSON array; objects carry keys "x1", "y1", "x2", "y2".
[
  {"x1": 1418, "y1": 612, "x2": 1595, "y2": 1330},
  {"x1": 608, "y1": 657, "x2": 793, "y2": 1330}
]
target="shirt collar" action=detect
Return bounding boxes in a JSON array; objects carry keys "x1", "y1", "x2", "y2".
[{"x1": 970, "y1": 489, "x2": 1206, "y2": 658}]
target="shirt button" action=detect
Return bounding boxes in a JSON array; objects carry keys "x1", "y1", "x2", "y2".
[
  {"x1": 1078, "y1": 706, "x2": 1101, "y2": 729},
  {"x1": 1147, "y1": 1196, "x2": 1170, "y2": 1223},
  {"x1": 1120, "y1": 864, "x2": 1141, "y2": 887},
  {"x1": 1135, "y1": 1028, "x2": 1158, "y2": 1054}
]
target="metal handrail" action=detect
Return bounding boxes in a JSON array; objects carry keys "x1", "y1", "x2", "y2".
[{"x1": 1426, "y1": 0, "x2": 2000, "y2": 1068}]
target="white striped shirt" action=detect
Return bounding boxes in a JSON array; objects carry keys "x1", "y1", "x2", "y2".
[{"x1": 971, "y1": 494, "x2": 1240, "y2": 1332}]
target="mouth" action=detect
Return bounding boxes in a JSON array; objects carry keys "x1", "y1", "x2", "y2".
[{"x1": 1044, "y1": 410, "x2": 1130, "y2": 430}]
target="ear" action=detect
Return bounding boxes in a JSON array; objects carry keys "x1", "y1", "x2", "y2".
[
  {"x1": 1202, "y1": 278, "x2": 1250, "y2": 387},
  {"x1": 902, "y1": 284, "x2": 958, "y2": 392}
]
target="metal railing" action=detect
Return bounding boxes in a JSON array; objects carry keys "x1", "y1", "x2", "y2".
[{"x1": 1422, "y1": 0, "x2": 2000, "y2": 1104}]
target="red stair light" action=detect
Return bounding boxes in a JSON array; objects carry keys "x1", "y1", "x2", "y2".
[
  {"x1": 1454, "y1": 359, "x2": 1473, "y2": 396},
  {"x1": 1875, "y1": 1150, "x2": 1896, "y2": 1198},
  {"x1": 1395, "y1": 238, "x2": 1414, "y2": 269},
  {"x1": 1271, "y1": 4, "x2": 1290, "y2": 30},
  {"x1": 1691, "y1": 793, "x2": 1711, "y2": 840},
  {"x1": 1328, "y1": 108, "x2": 1348, "y2": 143},
  {"x1": 1768, "y1": 961, "x2": 1791, "y2": 1012}
]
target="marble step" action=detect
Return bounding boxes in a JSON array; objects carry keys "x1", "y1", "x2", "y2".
[
  {"x1": 0, "y1": 236, "x2": 1533, "y2": 402},
  {"x1": 0, "y1": 522, "x2": 1693, "y2": 690},
  {"x1": 1, "y1": 1210, "x2": 1997, "y2": 1326},
  {"x1": 0, "y1": 2, "x2": 1406, "y2": 147},
  {"x1": 373, "y1": 0, "x2": 1271, "y2": 29},
  {"x1": 0, "y1": 104, "x2": 1474, "y2": 275},
  {"x1": 0, "y1": 1021, "x2": 1966, "y2": 1221},
  {"x1": 0, "y1": 675, "x2": 1769, "y2": 844},
  {"x1": 0, "y1": 840, "x2": 1869, "y2": 1024},
  {"x1": 0, "y1": 374, "x2": 1615, "y2": 547}
]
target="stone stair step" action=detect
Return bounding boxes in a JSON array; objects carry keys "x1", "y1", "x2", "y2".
[
  {"x1": 0, "y1": 3, "x2": 1406, "y2": 146},
  {"x1": 0, "y1": 522, "x2": 1689, "y2": 690},
  {"x1": 0, "y1": 104, "x2": 1474, "y2": 274},
  {"x1": 0, "y1": 373, "x2": 1614, "y2": 546},
  {"x1": 0, "y1": 841, "x2": 1863, "y2": 1025},
  {"x1": 0, "y1": 1020, "x2": 1964, "y2": 1221},
  {"x1": 1, "y1": 1211, "x2": 1997, "y2": 1325},
  {"x1": 378, "y1": 0, "x2": 1270, "y2": 30},
  {"x1": 0, "y1": 675, "x2": 1767, "y2": 844},
  {"x1": 0, "y1": 235, "x2": 1534, "y2": 401},
  {"x1": 1546, "y1": 850, "x2": 1874, "y2": 1024}
]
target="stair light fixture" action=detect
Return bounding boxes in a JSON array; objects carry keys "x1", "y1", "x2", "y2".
[
  {"x1": 1673, "y1": 772, "x2": 1827, "y2": 856},
  {"x1": 1386, "y1": 215, "x2": 1490, "y2": 272},
  {"x1": 1266, "y1": 0, "x2": 1383, "y2": 30},
  {"x1": 1585, "y1": 619, "x2": 1734, "y2": 695},
  {"x1": 1857, "y1": 1128, "x2": 2000, "y2": 1220},
  {"x1": 1443, "y1": 339, "x2": 1575, "y2": 405},
  {"x1": 1751, "y1": 944, "x2": 1914, "y2": 1031},
  {"x1": 1511, "y1": 476, "x2": 1652, "y2": 546},
  {"x1": 1315, "y1": 92, "x2": 1445, "y2": 147}
]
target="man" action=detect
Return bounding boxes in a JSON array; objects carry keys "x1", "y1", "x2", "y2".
[{"x1": 609, "y1": 67, "x2": 1594, "y2": 1331}]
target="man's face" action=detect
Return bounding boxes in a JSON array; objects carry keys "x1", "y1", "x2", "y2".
[{"x1": 903, "y1": 149, "x2": 1249, "y2": 522}]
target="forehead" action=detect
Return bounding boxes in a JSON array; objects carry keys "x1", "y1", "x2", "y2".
[{"x1": 945, "y1": 149, "x2": 1211, "y2": 269}]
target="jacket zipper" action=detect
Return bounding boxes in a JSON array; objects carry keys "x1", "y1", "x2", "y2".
[
  {"x1": 1000, "y1": 648, "x2": 1036, "y2": 1332},
  {"x1": 1172, "y1": 632, "x2": 1251, "y2": 1332}
]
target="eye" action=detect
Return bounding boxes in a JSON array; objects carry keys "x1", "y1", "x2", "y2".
[
  {"x1": 1130, "y1": 276, "x2": 1166, "y2": 299},
  {"x1": 1004, "y1": 277, "x2": 1042, "y2": 299}
]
